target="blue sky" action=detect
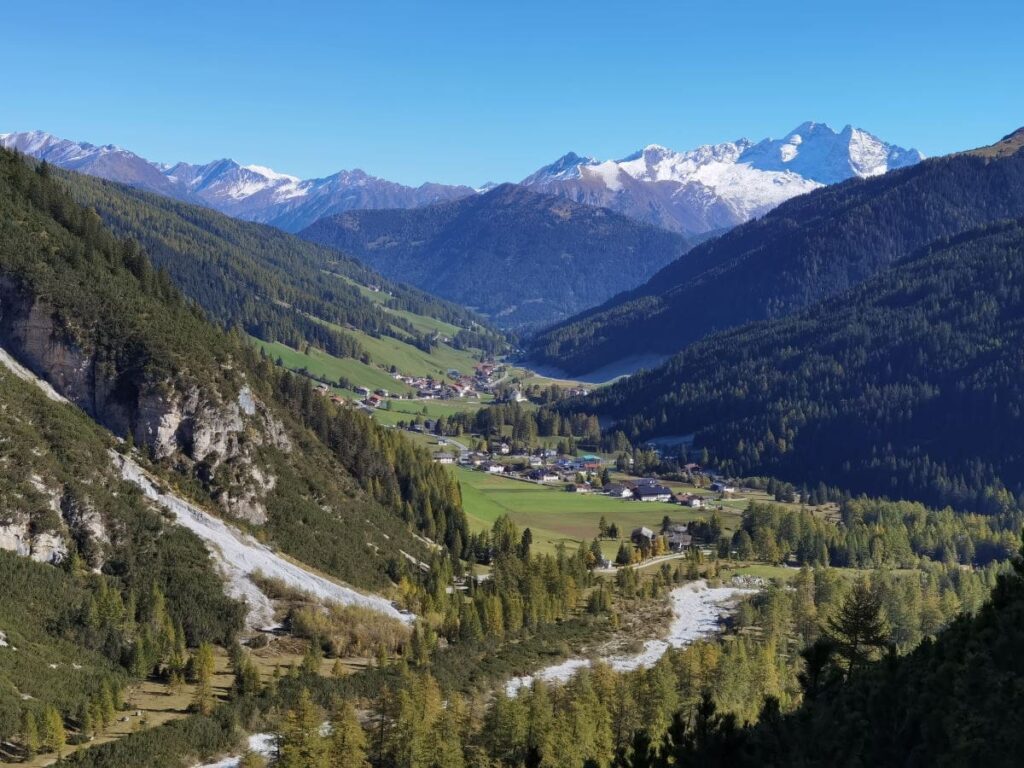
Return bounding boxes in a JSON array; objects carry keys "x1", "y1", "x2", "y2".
[{"x1": 4, "y1": 0, "x2": 1022, "y2": 185}]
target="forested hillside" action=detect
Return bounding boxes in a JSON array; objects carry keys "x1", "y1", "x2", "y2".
[
  {"x1": 571, "y1": 217, "x2": 1024, "y2": 515},
  {"x1": 47, "y1": 161, "x2": 505, "y2": 361},
  {"x1": 300, "y1": 183, "x2": 692, "y2": 328},
  {"x1": 670, "y1": 552, "x2": 1024, "y2": 767},
  {"x1": 0, "y1": 364, "x2": 243, "y2": 750},
  {"x1": 529, "y1": 128, "x2": 1024, "y2": 376},
  {"x1": 0, "y1": 147, "x2": 467, "y2": 591}
]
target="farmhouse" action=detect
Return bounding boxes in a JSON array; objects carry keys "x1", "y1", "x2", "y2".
[
  {"x1": 634, "y1": 484, "x2": 673, "y2": 502},
  {"x1": 665, "y1": 524, "x2": 693, "y2": 551},
  {"x1": 482, "y1": 462, "x2": 506, "y2": 474},
  {"x1": 631, "y1": 527, "x2": 656, "y2": 546},
  {"x1": 674, "y1": 493, "x2": 705, "y2": 508},
  {"x1": 529, "y1": 469, "x2": 560, "y2": 483},
  {"x1": 603, "y1": 483, "x2": 634, "y2": 499},
  {"x1": 433, "y1": 452, "x2": 455, "y2": 465}
]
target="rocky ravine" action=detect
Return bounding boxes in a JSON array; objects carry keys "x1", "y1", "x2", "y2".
[
  {"x1": 0, "y1": 277, "x2": 285, "y2": 525},
  {"x1": 506, "y1": 580, "x2": 755, "y2": 695},
  {"x1": 0, "y1": 340, "x2": 408, "y2": 628}
]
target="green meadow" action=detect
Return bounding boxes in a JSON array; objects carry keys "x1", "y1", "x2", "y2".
[{"x1": 456, "y1": 468, "x2": 741, "y2": 558}]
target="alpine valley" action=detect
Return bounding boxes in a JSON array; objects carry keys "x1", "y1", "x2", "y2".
[{"x1": 3, "y1": 107, "x2": 1024, "y2": 768}]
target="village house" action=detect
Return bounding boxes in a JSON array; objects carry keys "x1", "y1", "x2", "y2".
[
  {"x1": 710, "y1": 481, "x2": 737, "y2": 496},
  {"x1": 354, "y1": 385, "x2": 371, "y2": 397},
  {"x1": 631, "y1": 526, "x2": 656, "y2": 546},
  {"x1": 565, "y1": 482, "x2": 592, "y2": 494},
  {"x1": 665, "y1": 524, "x2": 693, "y2": 551},
  {"x1": 460, "y1": 452, "x2": 487, "y2": 467},
  {"x1": 482, "y1": 461, "x2": 506, "y2": 474},
  {"x1": 433, "y1": 452, "x2": 455, "y2": 465},
  {"x1": 634, "y1": 484, "x2": 673, "y2": 502},
  {"x1": 529, "y1": 469, "x2": 560, "y2": 483},
  {"x1": 603, "y1": 483, "x2": 634, "y2": 499},
  {"x1": 674, "y1": 493, "x2": 705, "y2": 508}
]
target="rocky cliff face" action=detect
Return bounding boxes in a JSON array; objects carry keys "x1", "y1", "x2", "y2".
[
  {"x1": 0, "y1": 476, "x2": 73, "y2": 565},
  {"x1": 0, "y1": 277, "x2": 288, "y2": 526}
]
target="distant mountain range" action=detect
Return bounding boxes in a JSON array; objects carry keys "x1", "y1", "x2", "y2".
[
  {"x1": 528, "y1": 129, "x2": 1024, "y2": 378},
  {"x1": 300, "y1": 184, "x2": 692, "y2": 329},
  {"x1": 0, "y1": 130, "x2": 476, "y2": 232},
  {"x1": 2, "y1": 123, "x2": 922, "y2": 236},
  {"x1": 519, "y1": 122, "x2": 923, "y2": 235}
]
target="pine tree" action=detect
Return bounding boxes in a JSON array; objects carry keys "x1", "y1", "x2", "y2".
[
  {"x1": 825, "y1": 579, "x2": 890, "y2": 672},
  {"x1": 328, "y1": 700, "x2": 370, "y2": 768},
  {"x1": 41, "y1": 705, "x2": 66, "y2": 759},
  {"x1": 192, "y1": 641, "x2": 217, "y2": 714},
  {"x1": 21, "y1": 710, "x2": 39, "y2": 757},
  {"x1": 279, "y1": 689, "x2": 328, "y2": 768}
]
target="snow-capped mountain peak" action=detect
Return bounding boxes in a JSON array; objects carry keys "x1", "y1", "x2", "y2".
[
  {"x1": 0, "y1": 130, "x2": 475, "y2": 231},
  {"x1": 2, "y1": 123, "x2": 923, "y2": 237},
  {"x1": 739, "y1": 121, "x2": 924, "y2": 184},
  {"x1": 520, "y1": 122, "x2": 923, "y2": 234},
  {"x1": 520, "y1": 151, "x2": 598, "y2": 185}
]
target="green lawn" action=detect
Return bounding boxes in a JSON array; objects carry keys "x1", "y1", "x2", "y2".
[{"x1": 457, "y1": 468, "x2": 741, "y2": 557}]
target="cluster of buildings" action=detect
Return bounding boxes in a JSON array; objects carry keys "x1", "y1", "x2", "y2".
[
  {"x1": 598, "y1": 478, "x2": 708, "y2": 506},
  {"x1": 630, "y1": 523, "x2": 693, "y2": 552},
  {"x1": 394, "y1": 363, "x2": 508, "y2": 402}
]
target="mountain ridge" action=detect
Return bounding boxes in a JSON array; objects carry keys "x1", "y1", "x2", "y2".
[
  {"x1": 299, "y1": 182, "x2": 693, "y2": 329},
  {"x1": 527, "y1": 130, "x2": 1024, "y2": 377},
  {"x1": 566, "y1": 214, "x2": 1024, "y2": 514},
  {"x1": 2, "y1": 123, "x2": 921, "y2": 236},
  {"x1": 0, "y1": 130, "x2": 477, "y2": 232},
  {"x1": 519, "y1": 122, "x2": 923, "y2": 234}
]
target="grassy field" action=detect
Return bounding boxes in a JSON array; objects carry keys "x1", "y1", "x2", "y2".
[
  {"x1": 372, "y1": 398, "x2": 493, "y2": 428},
  {"x1": 344, "y1": 325, "x2": 480, "y2": 379},
  {"x1": 327, "y1": 273, "x2": 466, "y2": 339},
  {"x1": 457, "y1": 468, "x2": 741, "y2": 558},
  {"x1": 309, "y1": 311, "x2": 481, "y2": 380},
  {"x1": 252, "y1": 337, "x2": 412, "y2": 396}
]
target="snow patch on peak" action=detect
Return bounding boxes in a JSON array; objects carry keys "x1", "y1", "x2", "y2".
[
  {"x1": 243, "y1": 164, "x2": 299, "y2": 183},
  {"x1": 520, "y1": 151, "x2": 597, "y2": 185},
  {"x1": 583, "y1": 160, "x2": 625, "y2": 192},
  {"x1": 739, "y1": 121, "x2": 923, "y2": 185}
]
